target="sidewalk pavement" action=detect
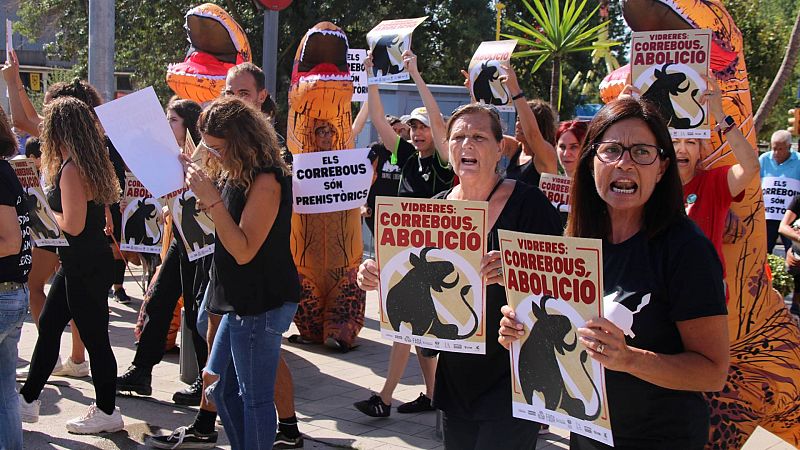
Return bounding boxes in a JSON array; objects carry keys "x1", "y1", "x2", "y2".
[{"x1": 17, "y1": 267, "x2": 793, "y2": 449}]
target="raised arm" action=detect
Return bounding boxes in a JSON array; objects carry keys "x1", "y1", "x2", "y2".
[
  {"x1": 352, "y1": 100, "x2": 369, "y2": 138},
  {"x1": 2, "y1": 50, "x2": 42, "y2": 136},
  {"x1": 779, "y1": 206, "x2": 800, "y2": 242},
  {"x1": 365, "y1": 53, "x2": 401, "y2": 150},
  {"x1": 404, "y1": 50, "x2": 448, "y2": 162},
  {"x1": 502, "y1": 64, "x2": 558, "y2": 175}
]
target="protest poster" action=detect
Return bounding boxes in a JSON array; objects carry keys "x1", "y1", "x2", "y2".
[
  {"x1": 468, "y1": 40, "x2": 518, "y2": 112},
  {"x1": 5, "y1": 20, "x2": 11, "y2": 57},
  {"x1": 348, "y1": 49, "x2": 368, "y2": 102},
  {"x1": 95, "y1": 86, "x2": 184, "y2": 198},
  {"x1": 761, "y1": 177, "x2": 800, "y2": 221},
  {"x1": 292, "y1": 148, "x2": 373, "y2": 214},
  {"x1": 374, "y1": 196, "x2": 487, "y2": 354},
  {"x1": 120, "y1": 172, "x2": 163, "y2": 254},
  {"x1": 538, "y1": 173, "x2": 571, "y2": 213},
  {"x1": 10, "y1": 158, "x2": 68, "y2": 247},
  {"x1": 499, "y1": 230, "x2": 611, "y2": 445},
  {"x1": 165, "y1": 188, "x2": 215, "y2": 261},
  {"x1": 366, "y1": 17, "x2": 427, "y2": 83},
  {"x1": 630, "y1": 29, "x2": 711, "y2": 139}
]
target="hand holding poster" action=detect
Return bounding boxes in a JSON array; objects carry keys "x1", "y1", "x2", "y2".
[
  {"x1": 468, "y1": 40, "x2": 518, "y2": 112},
  {"x1": 375, "y1": 196, "x2": 487, "y2": 354},
  {"x1": 11, "y1": 158, "x2": 68, "y2": 247},
  {"x1": 630, "y1": 29, "x2": 711, "y2": 138},
  {"x1": 366, "y1": 17, "x2": 427, "y2": 83},
  {"x1": 121, "y1": 172, "x2": 163, "y2": 254},
  {"x1": 538, "y1": 173, "x2": 571, "y2": 213},
  {"x1": 348, "y1": 49, "x2": 368, "y2": 102},
  {"x1": 499, "y1": 230, "x2": 611, "y2": 445},
  {"x1": 164, "y1": 188, "x2": 215, "y2": 261},
  {"x1": 292, "y1": 148, "x2": 373, "y2": 214}
]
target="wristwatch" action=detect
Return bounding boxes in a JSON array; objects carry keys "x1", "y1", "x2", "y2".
[{"x1": 714, "y1": 115, "x2": 736, "y2": 134}]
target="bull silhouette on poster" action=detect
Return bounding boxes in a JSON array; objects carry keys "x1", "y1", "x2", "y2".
[
  {"x1": 121, "y1": 198, "x2": 163, "y2": 253},
  {"x1": 23, "y1": 189, "x2": 60, "y2": 240},
  {"x1": 172, "y1": 190, "x2": 215, "y2": 261}
]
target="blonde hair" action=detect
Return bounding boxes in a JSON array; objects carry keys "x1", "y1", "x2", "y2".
[
  {"x1": 41, "y1": 97, "x2": 120, "y2": 204},
  {"x1": 198, "y1": 97, "x2": 288, "y2": 191}
]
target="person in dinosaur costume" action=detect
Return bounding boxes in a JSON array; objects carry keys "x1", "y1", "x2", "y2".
[
  {"x1": 287, "y1": 22, "x2": 365, "y2": 352},
  {"x1": 602, "y1": 1, "x2": 800, "y2": 448}
]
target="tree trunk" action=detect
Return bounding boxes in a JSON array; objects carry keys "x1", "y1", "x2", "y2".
[
  {"x1": 550, "y1": 56, "x2": 561, "y2": 116},
  {"x1": 753, "y1": 8, "x2": 800, "y2": 134}
]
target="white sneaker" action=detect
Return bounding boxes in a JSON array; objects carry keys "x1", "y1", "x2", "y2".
[
  {"x1": 52, "y1": 357, "x2": 90, "y2": 378},
  {"x1": 16, "y1": 357, "x2": 64, "y2": 378},
  {"x1": 65, "y1": 403, "x2": 124, "y2": 434},
  {"x1": 18, "y1": 394, "x2": 40, "y2": 423}
]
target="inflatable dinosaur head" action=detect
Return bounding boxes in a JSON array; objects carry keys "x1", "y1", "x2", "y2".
[
  {"x1": 287, "y1": 22, "x2": 353, "y2": 154},
  {"x1": 166, "y1": 4, "x2": 252, "y2": 103}
]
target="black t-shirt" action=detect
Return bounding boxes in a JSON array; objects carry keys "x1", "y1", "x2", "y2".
[
  {"x1": 505, "y1": 144, "x2": 541, "y2": 188},
  {"x1": 432, "y1": 181, "x2": 562, "y2": 419},
  {"x1": 209, "y1": 167, "x2": 301, "y2": 316},
  {"x1": 398, "y1": 148, "x2": 454, "y2": 199},
  {"x1": 365, "y1": 138, "x2": 415, "y2": 229},
  {"x1": 572, "y1": 217, "x2": 727, "y2": 449},
  {"x1": 0, "y1": 160, "x2": 31, "y2": 283}
]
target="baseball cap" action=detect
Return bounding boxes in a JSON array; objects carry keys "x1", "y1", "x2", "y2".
[{"x1": 402, "y1": 107, "x2": 430, "y2": 127}]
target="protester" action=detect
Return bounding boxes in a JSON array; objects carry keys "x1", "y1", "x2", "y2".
[
  {"x1": 556, "y1": 120, "x2": 589, "y2": 177},
  {"x1": 778, "y1": 197, "x2": 800, "y2": 316},
  {"x1": 18, "y1": 97, "x2": 124, "y2": 433},
  {"x1": 759, "y1": 130, "x2": 799, "y2": 254},
  {"x1": 358, "y1": 103, "x2": 561, "y2": 446},
  {"x1": 180, "y1": 97, "x2": 299, "y2": 449},
  {"x1": 0, "y1": 105, "x2": 32, "y2": 450},
  {"x1": 499, "y1": 98, "x2": 729, "y2": 449},
  {"x1": 388, "y1": 115, "x2": 411, "y2": 141}
]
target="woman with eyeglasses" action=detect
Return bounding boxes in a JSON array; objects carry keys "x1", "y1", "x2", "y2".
[
  {"x1": 358, "y1": 103, "x2": 562, "y2": 447},
  {"x1": 499, "y1": 98, "x2": 729, "y2": 449}
]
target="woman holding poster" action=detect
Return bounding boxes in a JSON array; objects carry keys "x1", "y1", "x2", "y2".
[
  {"x1": 500, "y1": 98, "x2": 729, "y2": 449},
  {"x1": 18, "y1": 97, "x2": 124, "y2": 434},
  {"x1": 181, "y1": 97, "x2": 300, "y2": 449},
  {"x1": 358, "y1": 103, "x2": 562, "y2": 447}
]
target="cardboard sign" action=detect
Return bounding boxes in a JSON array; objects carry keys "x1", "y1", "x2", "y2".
[
  {"x1": 292, "y1": 148, "x2": 373, "y2": 214},
  {"x1": 120, "y1": 172, "x2": 163, "y2": 254},
  {"x1": 538, "y1": 173, "x2": 571, "y2": 213},
  {"x1": 164, "y1": 188, "x2": 215, "y2": 261},
  {"x1": 762, "y1": 176, "x2": 800, "y2": 221},
  {"x1": 5, "y1": 20, "x2": 11, "y2": 57},
  {"x1": 366, "y1": 17, "x2": 427, "y2": 83},
  {"x1": 375, "y1": 196, "x2": 487, "y2": 354},
  {"x1": 348, "y1": 49, "x2": 368, "y2": 102},
  {"x1": 95, "y1": 87, "x2": 184, "y2": 198},
  {"x1": 468, "y1": 40, "x2": 518, "y2": 112},
  {"x1": 631, "y1": 29, "x2": 711, "y2": 139},
  {"x1": 499, "y1": 230, "x2": 611, "y2": 445},
  {"x1": 10, "y1": 158, "x2": 68, "y2": 247}
]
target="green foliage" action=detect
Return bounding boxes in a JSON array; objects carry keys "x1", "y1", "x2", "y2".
[{"x1": 767, "y1": 253, "x2": 795, "y2": 297}]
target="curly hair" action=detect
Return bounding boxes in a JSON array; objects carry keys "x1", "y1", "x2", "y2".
[
  {"x1": 46, "y1": 78, "x2": 103, "y2": 109},
  {"x1": 167, "y1": 98, "x2": 202, "y2": 144},
  {"x1": 40, "y1": 97, "x2": 120, "y2": 205},
  {"x1": 0, "y1": 106, "x2": 17, "y2": 158},
  {"x1": 198, "y1": 97, "x2": 288, "y2": 192}
]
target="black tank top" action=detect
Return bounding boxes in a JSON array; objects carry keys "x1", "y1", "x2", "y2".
[
  {"x1": 209, "y1": 167, "x2": 300, "y2": 316},
  {"x1": 504, "y1": 144, "x2": 541, "y2": 187},
  {"x1": 46, "y1": 159, "x2": 111, "y2": 263}
]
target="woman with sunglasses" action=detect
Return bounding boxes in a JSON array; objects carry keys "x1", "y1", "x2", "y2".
[{"x1": 500, "y1": 98, "x2": 729, "y2": 449}]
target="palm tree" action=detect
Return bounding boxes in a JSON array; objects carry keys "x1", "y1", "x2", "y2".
[{"x1": 502, "y1": 0, "x2": 618, "y2": 113}]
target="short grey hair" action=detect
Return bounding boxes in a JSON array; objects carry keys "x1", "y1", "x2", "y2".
[{"x1": 771, "y1": 130, "x2": 793, "y2": 146}]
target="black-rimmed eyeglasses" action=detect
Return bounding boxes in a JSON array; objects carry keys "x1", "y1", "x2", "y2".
[{"x1": 592, "y1": 142, "x2": 664, "y2": 165}]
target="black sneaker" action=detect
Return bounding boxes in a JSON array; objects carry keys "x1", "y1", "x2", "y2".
[
  {"x1": 147, "y1": 425, "x2": 217, "y2": 449},
  {"x1": 354, "y1": 394, "x2": 391, "y2": 418},
  {"x1": 116, "y1": 365, "x2": 152, "y2": 396},
  {"x1": 114, "y1": 288, "x2": 131, "y2": 305},
  {"x1": 173, "y1": 374, "x2": 203, "y2": 406},
  {"x1": 273, "y1": 430, "x2": 303, "y2": 449},
  {"x1": 397, "y1": 392, "x2": 434, "y2": 413}
]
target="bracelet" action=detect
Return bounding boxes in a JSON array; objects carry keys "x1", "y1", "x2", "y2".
[
  {"x1": 201, "y1": 198, "x2": 223, "y2": 212},
  {"x1": 511, "y1": 92, "x2": 526, "y2": 101}
]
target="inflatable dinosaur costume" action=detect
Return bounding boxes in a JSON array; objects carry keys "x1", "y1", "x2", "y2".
[
  {"x1": 287, "y1": 23, "x2": 365, "y2": 349},
  {"x1": 600, "y1": 1, "x2": 800, "y2": 447}
]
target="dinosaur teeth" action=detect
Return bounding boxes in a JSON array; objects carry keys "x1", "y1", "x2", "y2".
[{"x1": 298, "y1": 74, "x2": 351, "y2": 83}]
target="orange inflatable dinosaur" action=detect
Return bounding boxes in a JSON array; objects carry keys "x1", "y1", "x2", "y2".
[
  {"x1": 287, "y1": 22, "x2": 365, "y2": 350},
  {"x1": 600, "y1": 1, "x2": 800, "y2": 447}
]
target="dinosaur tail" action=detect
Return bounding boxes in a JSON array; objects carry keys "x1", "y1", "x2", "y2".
[
  {"x1": 574, "y1": 350, "x2": 603, "y2": 421},
  {"x1": 454, "y1": 285, "x2": 479, "y2": 339}
]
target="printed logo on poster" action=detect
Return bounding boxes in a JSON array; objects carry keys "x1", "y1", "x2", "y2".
[
  {"x1": 631, "y1": 29, "x2": 711, "y2": 139},
  {"x1": 468, "y1": 40, "x2": 518, "y2": 112},
  {"x1": 121, "y1": 172, "x2": 163, "y2": 254},
  {"x1": 762, "y1": 176, "x2": 800, "y2": 221},
  {"x1": 374, "y1": 196, "x2": 487, "y2": 354},
  {"x1": 499, "y1": 230, "x2": 612, "y2": 446},
  {"x1": 366, "y1": 17, "x2": 427, "y2": 84},
  {"x1": 348, "y1": 49, "x2": 368, "y2": 102},
  {"x1": 538, "y1": 173, "x2": 571, "y2": 213},
  {"x1": 166, "y1": 188, "x2": 215, "y2": 261},
  {"x1": 10, "y1": 158, "x2": 68, "y2": 247},
  {"x1": 292, "y1": 148, "x2": 373, "y2": 214}
]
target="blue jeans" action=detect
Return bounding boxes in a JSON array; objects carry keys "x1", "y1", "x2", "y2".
[
  {"x1": 197, "y1": 285, "x2": 210, "y2": 340},
  {"x1": 0, "y1": 285, "x2": 28, "y2": 450},
  {"x1": 206, "y1": 302, "x2": 297, "y2": 450}
]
